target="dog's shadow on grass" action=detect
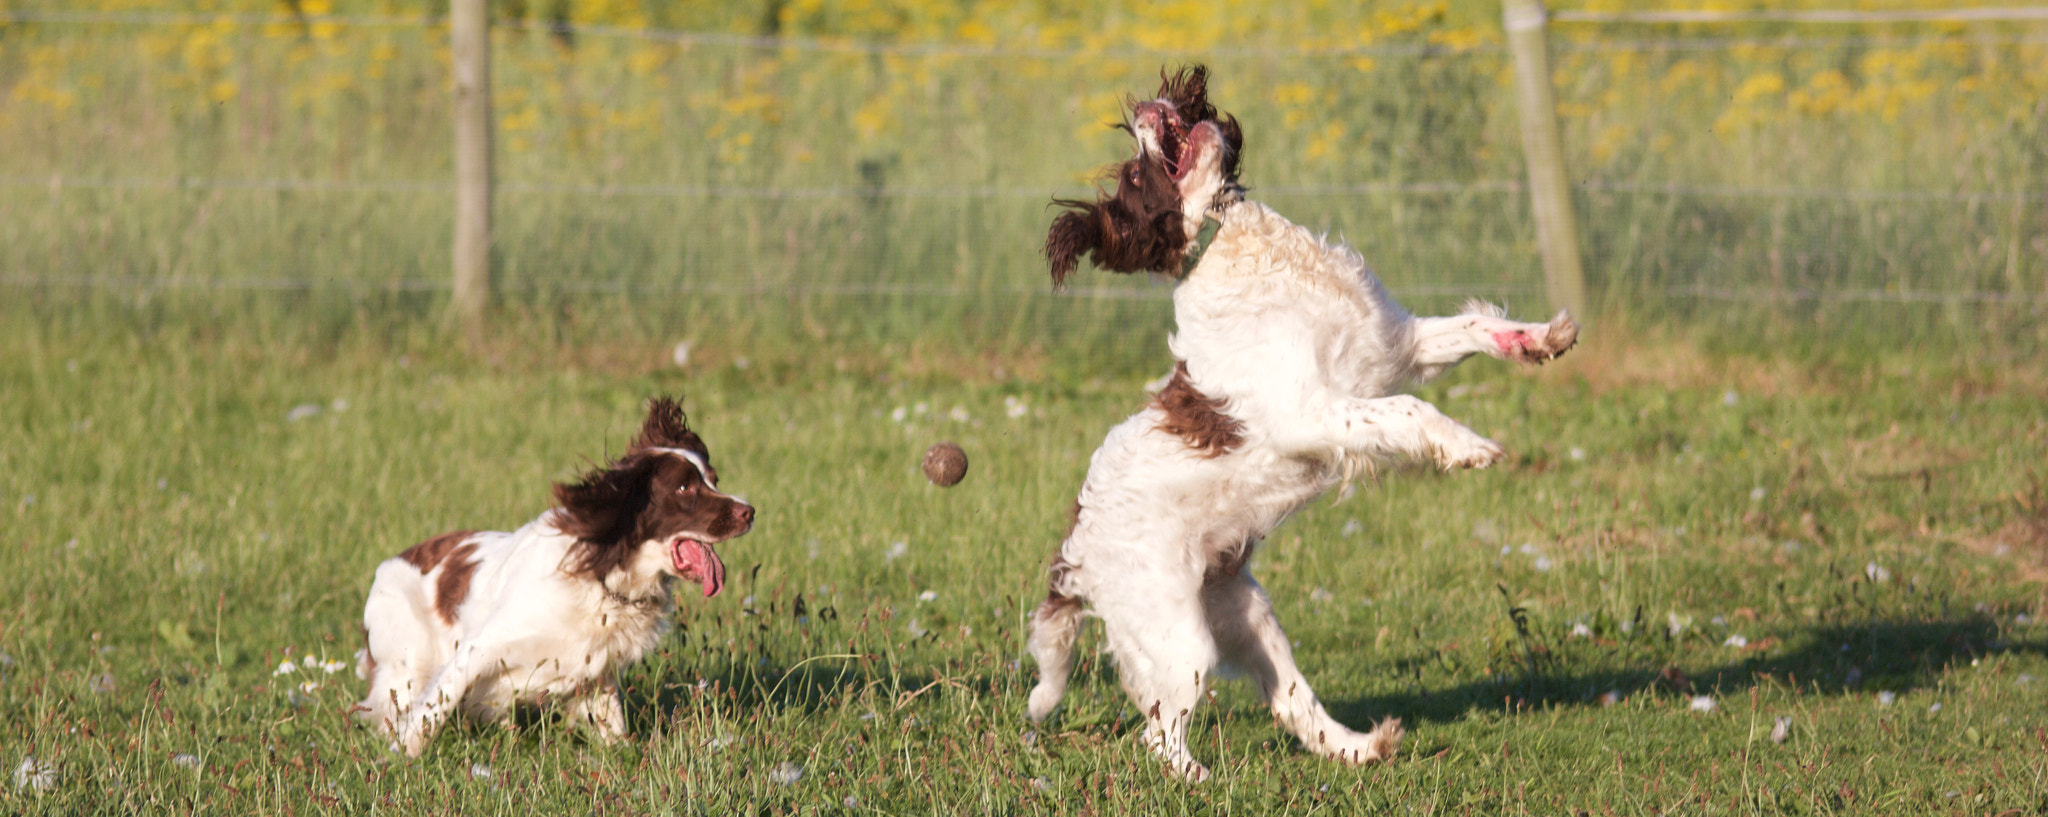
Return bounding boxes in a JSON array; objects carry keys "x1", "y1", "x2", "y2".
[{"x1": 1332, "y1": 615, "x2": 2044, "y2": 729}]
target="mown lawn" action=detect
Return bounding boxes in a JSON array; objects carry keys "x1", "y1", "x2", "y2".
[{"x1": 3, "y1": 298, "x2": 2046, "y2": 815}]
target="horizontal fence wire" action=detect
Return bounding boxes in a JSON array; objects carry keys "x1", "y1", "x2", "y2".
[
  {"x1": 11, "y1": 8, "x2": 2048, "y2": 55},
  {"x1": 1554, "y1": 6, "x2": 2048, "y2": 25},
  {"x1": 6, "y1": 175, "x2": 2038, "y2": 204}
]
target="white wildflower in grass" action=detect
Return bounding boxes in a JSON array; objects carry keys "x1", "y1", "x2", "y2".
[
  {"x1": 272, "y1": 660, "x2": 297, "y2": 677},
  {"x1": 1724, "y1": 634, "x2": 1749, "y2": 648},
  {"x1": 1877, "y1": 690, "x2": 1897, "y2": 707},
  {"x1": 1309, "y1": 587, "x2": 1333, "y2": 603},
  {"x1": 1688, "y1": 696, "x2": 1716, "y2": 713},
  {"x1": 1864, "y1": 563, "x2": 1891, "y2": 583},
  {"x1": 2018, "y1": 674, "x2": 2037, "y2": 686},
  {"x1": 732, "y1": 356, "x2": 750, "y2": 370},
  {"x1": 1030, "y1": 777, "x2": 1053, "y2": 792},
  {"x1": 319, "y1": 658, "x2": 347, "y2": 675},
  {"x1": 468, "y1": 763, "x2": 494, "y2": 780},
  {"x1": 767, "y1": 761, "x2": 804, "y2": 786},
  {"x1": 89, "y1": 673, "x2": 116, "y2": 693},
  {"x1": 1749, "y1": 486, "x2": 1767, "y2": 501},
  {"x1": 1570, "y1": 623, "x2": 1593, "y2": 639},
  {"x1": 671, "y1": 341, "x2": 691, "y2": 368},
  {"x1": 907, "y1": 619, "x2": 927, "y2": 638},
  {"x1": 890, "y1": 407, "x2": 907, "y2": 423},
  {"x1": 1929, "y1": 702, "x2": 1944, "y2": 713},
  {"x1": 13, "y1": 756, "x2": 58, "y2": 792},
  {"x1": 329, "y1": 398, "x2": 349, "y2": 413},
  {"x1": 1722, "y1": 390, "x2": 1739, "y2": 406},
  {"x1": 1341, "y1": 519, "x2": 1360, "y2": 537},
  {"x1": 843, "y1": 796, "x2": 861, "y2": 809},
  {"x1": 918, "y1": 590, "x2": 937, "y2": 603},
  {"x1": 1005, "y1": 396, "x2": 1028, "y2": 419},
  {"x1": 947, "y1": 406, "x2": 969, "y2": 422},
  {"x1": 913, "y1": 402, "x2": 929, "y2": 416},
  {"x1": 1668, "y1": 612, "x2": 1691, "y2": 637},
  {"x1": 299, "y1": 681, "x2": 320, "y2": 695},
  {"x1": 885, "y1": 541, "x2": 908, "y2": 561},
  {"x1": 1770, "y1": 717, "x2": 1792, "y2": 744},
  {"x1": 704, "y1": 734, "x2": 737, "y2": 750},
  {"x1": 1569, "y1": 446, "x2": 1586, "y2": 461},
  {"x1": 170, "y1": 754, "x2": 202, "y2": 771},
  {"x1": 286, "y1": 403, "x2": 322, "y2": 422},
  {"x1": 1532, "y1": 556, "x2": 1553, "y2": 572},
  {"x1": 302, "y1": 655, "x2": 318, "y2": 669}
]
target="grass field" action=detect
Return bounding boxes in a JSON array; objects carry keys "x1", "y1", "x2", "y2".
[
  {"x1": 5, "y1": 0, "x2": 2048, "y2": 813},
  {"x1": 4, "y1": 295, "x2": 2048, "y2": 814}
]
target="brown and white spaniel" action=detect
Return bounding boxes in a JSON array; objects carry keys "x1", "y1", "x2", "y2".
[
  {"x1": 1028, "y1": 67, "x2": 1578, "y2": 781},
  {"x1": 355, "y1": 397, "x2": 754, "y2": 756}
]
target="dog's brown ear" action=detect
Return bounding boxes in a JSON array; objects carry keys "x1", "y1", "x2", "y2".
[
  {"x1": 553, "y1": 454, "x2": 659, "y2": 548},
  {"x1": 634, "y1": 396, "x2": 705, "y2": 455},
  {"x1": 1216, "y1": 112, "x2": 1244, "y2": 183},
  {"x1": 1158, "y1": 64, "x2": 1213, "y2": 120},
  {"x1": 1045, "y1": 202, "x2": 1105, "y2": 289}
]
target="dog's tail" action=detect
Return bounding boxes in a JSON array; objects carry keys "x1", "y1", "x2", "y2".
[{"x1": 1025, "y1": 557, "x2": 1086, "y2": 724}]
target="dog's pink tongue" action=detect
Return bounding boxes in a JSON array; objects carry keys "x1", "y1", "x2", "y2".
[{"x1": 671, "y1": 538, "x2": 726, "y2": 598}]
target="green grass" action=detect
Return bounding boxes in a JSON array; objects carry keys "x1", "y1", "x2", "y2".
[
  {"x1": 4, "y1": 297, "x2": 2047, "y2": 814},
  {"x1": 5, "y1": 5, "x2": 2048, "y2": 812}
]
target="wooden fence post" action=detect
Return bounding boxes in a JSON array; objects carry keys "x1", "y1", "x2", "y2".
[
  {"x1": 1503, "y1": 0, "x2": 1590, "y2": 320},
  {"x1": 450, "y1": 0, "x2": 492, "y2": 325}
]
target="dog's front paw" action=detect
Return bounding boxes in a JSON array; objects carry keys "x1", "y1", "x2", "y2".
[
  {"x1": 1437, "y1": 434, "x2": 1505, "y2": 470},
  {"x1": 1492, "y1": 310, "x2": 1579, "y2": 364},
  {"x1": 396, "y1": 718, "x2": 433, "y2": 758}
]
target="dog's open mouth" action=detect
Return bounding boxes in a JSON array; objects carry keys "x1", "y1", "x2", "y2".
[
  {"x1": 670, "y1": 537, "x2": 726, "y2": 598},
  {"x1": 1158, "y1": 110, "x2": 1195, "y2": 181}
]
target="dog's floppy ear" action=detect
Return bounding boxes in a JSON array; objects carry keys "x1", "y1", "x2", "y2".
[
  {"x1": 553, "y1": 453, "x2": 660, "y2": 548},
  {"x1": 1215, "y1": 112, "x2": 1244, "y2": 183},
  {"x1": 633, "y1": 395, "x2": 705, "y2": 455},
  {"x1": 1045, "y1": 201, "x2": 1106, "y2": 289},
  {"x1": 1158, "y1": 64, "x2": 1214, "y2": 121}
]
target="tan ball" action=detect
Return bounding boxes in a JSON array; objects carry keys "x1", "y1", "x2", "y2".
[{"x1": 922, "y1": 442, "x2": 968, "y2": 487}]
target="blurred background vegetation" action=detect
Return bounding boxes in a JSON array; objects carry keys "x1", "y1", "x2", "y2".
[{"x1": 2, "y1": 0, "x2": 2044, "y2": 372}]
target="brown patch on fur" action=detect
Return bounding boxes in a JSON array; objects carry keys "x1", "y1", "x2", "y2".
[
  {"x1": 1040, "y1": 555, "x2": 1084, "y2": 612},
  {"x1": 435, "y1": 543, "x2": 481, "y2": 625},
  {"x1": 399, "y1": 530, "x2": 477, "y2": 572},
  {"x1": 1153, "y1": 362, "x2": 1244, "y2": 457}
]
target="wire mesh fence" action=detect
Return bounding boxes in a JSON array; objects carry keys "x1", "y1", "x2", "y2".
[{"x1": 3, "y1": 8, "x2": 2044, "y2": 357}]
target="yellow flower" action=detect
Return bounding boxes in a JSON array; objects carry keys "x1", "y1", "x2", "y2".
[{"x1": 207, "y1": 80, "x2": 238, "y2": 104}]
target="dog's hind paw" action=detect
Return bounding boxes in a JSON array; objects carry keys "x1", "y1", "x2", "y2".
[{"x1": 1318, "y1": 717, "x2": 1404, "y2": 765}]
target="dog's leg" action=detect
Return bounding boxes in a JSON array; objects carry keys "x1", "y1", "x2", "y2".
[
  {"x1": 569, "y1": 674, "x2": 630, "y2": 743},
  {"x1": 1026, "y1": 590, "x2": 1086, "y2": 724},
  {"x1": 1409, "y1": 305, "x2": 1578, "y2": 382},
  {"x1": 1333, "y1": 394, "x2": 1505, "y2": 469},
  {"x1": 1097, "y1": 589, "x2": 1217, "y2": 782},
  {"x1": 397, "y1": 646, "x2": 485, "y2": 757},
  {"x1": 1204, "y1": 573, "x2": 1403, "y2": 764}
]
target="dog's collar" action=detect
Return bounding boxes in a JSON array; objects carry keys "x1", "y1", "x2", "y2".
[
  {"x1": 1179, "y1": 215, "x2": 1224, "y2": 275},
  {"x1": 601, "y1": 576, "x2": 672, "y2": 611}
]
